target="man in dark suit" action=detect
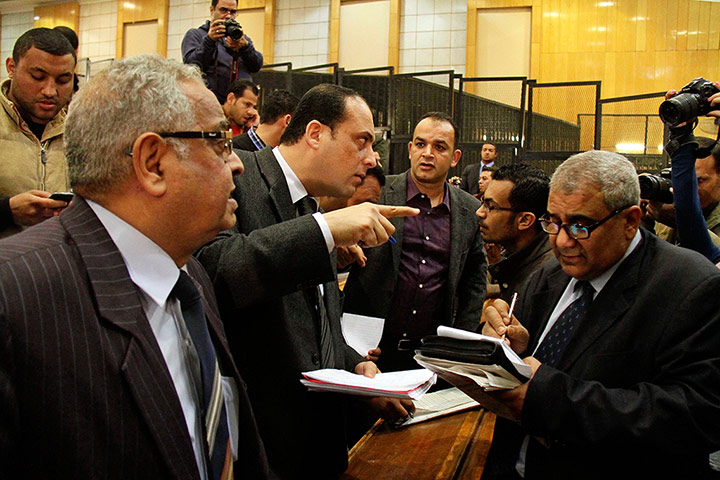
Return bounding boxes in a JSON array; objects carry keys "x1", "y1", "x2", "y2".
[
  {"x1": 460, "y1": 142, "x2": 498, "y2": 194},
  {"x1": 0, "y1": 54, "x2": 268, "y2": 479},
  {"x1": 196, "y1": 84, "x2": 418, "y2": 479},
  {"x1": 477, "y1": 150, "x2": 720, "y2": 479},
  {"x1": 343, "y1": 112, "x2": 487, "y2": 372},
  {"x1": 233, "y1": 89, "x2": 299, "y2": 151}
]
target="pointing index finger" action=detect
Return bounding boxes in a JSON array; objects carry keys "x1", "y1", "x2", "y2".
[{"x1": 376, "y1": 205, "x2": 420, "y2": 219}]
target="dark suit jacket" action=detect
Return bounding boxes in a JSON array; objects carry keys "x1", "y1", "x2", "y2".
[
  {"x1": 343, "y1": 172, "x2": 487, "y2": 343},
  {"x1": 493, "y1": 229, "x2": 720, "y2": 479},
  {"x1": 0, "y1": 197, "x2": 267, "y2": 479},
  {"x1": 460, "y1": 162, "x2": 482, "y2": 194},
  {"x1": 196, "y1": 147, "x2": 364, "y2": 479},
  {"x1": 232, "y1": 132, "x2": 260, "y2": 152}
]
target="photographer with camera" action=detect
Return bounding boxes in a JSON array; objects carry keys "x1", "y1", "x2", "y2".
[
  {"x1": 652, "y1": 78, "x2": 720, "y2": 265},
  {"x1": 182, "y1": 0, "x2": 263, "y2": 105}
]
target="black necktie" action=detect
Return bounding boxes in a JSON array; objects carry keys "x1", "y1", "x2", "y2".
[
  {"x1": 296, "y1": 196, "x2": 336, "y2": 368},
  {"x1": 172, "y1": 271, "x2": 231, "y2": 480},
  {"x1": 535, "y1": 281, "x2": 594, "y2": 367}
]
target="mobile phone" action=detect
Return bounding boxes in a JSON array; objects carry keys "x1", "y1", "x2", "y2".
[{"x1": 50, "y1": 192, "x2": 74, "y2": 202}]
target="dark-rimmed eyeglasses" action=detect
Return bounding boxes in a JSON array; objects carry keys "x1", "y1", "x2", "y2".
[
  {"x1": 479, "y1": 199, "x2": 515, "y2": 213},
  {"x1": 159, "y1": 131, "x2": 233, "y2": 157},
  {"x1": 125, "y1": 130, "x2": 233, "y2": 158},
  {"x1": 539, "y1": 204, "x2": 634, "y2": 240},
  {"x1": 217, "y1": 6, "x2": 238, "y2": 16}
]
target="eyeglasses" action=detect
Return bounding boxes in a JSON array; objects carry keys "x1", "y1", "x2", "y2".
[
  {"x1": 159, "y1": 131, "x2": 233, "y2": 157},
  {"x1": 540, "y1": 205, "x2": 634, "y2": 240},
  {"x1": 479, "y1": 199, "x2": 515, "y2": 213},
  {"x1": 217, "y1": 6, "x2": 237, "y2": 16}
]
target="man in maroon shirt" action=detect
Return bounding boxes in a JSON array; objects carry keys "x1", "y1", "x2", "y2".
[{"x1": 343, "y1": 112, "x2": 487, "y2": 371}]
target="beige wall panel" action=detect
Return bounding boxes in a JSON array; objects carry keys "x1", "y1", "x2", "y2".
[
  {"x1": 117, "y1": 0, "x2": 169, "y2": 58},
  {"x1": 476, "y1": 7, "x2": 531, "y2": 77},
  {"x1": 698, "y1": 1, "x2": 711, "y2": 50},
  {"x1": 34, "y1": 2, "x2": 80, "y2": 31},
  {"x1": 688, "y1": 0, "x2": 699, "y2": 51},
  {"x1": 238, "y1": 0, "x2": 265, "y2": 8},
  {"x1": 338, "y1": 0, "x2": 390, "y2": 70},
  {"x1": 124, "y1": 21, "x2": 158, "y2": 57},
  {"x1": 710, "y1": 3, "x2": 720, "y2": 50},
  {"x1": 635, "y1": 0, "x2": 647, "y2": 52},
  {"x1": 236, "y1": 8, "x2": 265, "y2": 55}
]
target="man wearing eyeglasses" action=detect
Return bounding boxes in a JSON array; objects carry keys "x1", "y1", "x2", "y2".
[
  {"x1": 0, "y1": 55, "x2": 268, "y2": 479},
  {"x1": 477, "y1": 164, "x2": 553, "y2": 304},
  {"x1": 182, "y1": 0, "x2": 263, "y2": 105},
  {"x1": 470, "y1": 150, "x2": 720, "y2": 479}
]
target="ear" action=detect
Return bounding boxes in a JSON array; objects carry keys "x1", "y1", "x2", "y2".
[
  {"x1": 226, "y1": 92, "x2": 235, "y2": 105},
  {"x1": 304, "y1": 120, "x2": 324, "y2": 150},
  {"x1": 283, "y1": 114, "x2": 292, "y2": 128},
  {"x1": 624, "y1": 205, "x2": 643, "y2": 238},
  {"x1": 515, "y1": 211, "x2": 537, "y2": 232},
  {"x1": 451, "y1": 148, "x2": 462, "y2": 168},
  {"x1": 130, "y1": 133, "x2": 170, "y2": 198},
  {"x1": 407, "y1": 141, "x2": 413, "y2": 159},
  {"x1": 6, "y1": 57, "x2": 15, "y2": 79}
]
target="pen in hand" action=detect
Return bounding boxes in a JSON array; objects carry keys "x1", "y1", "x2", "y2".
[{"x1": 502, "y1": 292, "x2": 518, "y2": 341}]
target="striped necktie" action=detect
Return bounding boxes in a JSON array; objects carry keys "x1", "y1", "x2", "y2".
[{"x1": 173, "y1": 271, "x2": 232, "y2": 480}]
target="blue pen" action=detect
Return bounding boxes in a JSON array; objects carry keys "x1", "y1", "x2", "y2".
[{"x1": 389, "y1": 235, "x2": 397, "y2": 244}]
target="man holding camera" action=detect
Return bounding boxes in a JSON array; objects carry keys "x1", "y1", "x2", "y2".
[{"x1": 182, "y1": 0, "x2": 263, "y2": 104}]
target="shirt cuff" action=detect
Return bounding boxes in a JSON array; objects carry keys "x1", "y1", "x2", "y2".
[{"x1": 312, "y1": 211, "x2": 335, "y2": 253}]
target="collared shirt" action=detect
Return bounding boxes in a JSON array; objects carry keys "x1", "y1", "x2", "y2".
[
  {"x1": 87, "y1": 200, "x2": 208, "y2": 479},
  {"x1": 247, "y1": 126, "x2": 266, "y2": 151},
  {"x1": 385, "y1": 173, "x2": 452, "y2": 347},
  {"x1": 273, "y1": 146, "x2": 334, "y2": 253},
  {"x1": 516, "y1": 228, "x2": 642, "y2": 478}
]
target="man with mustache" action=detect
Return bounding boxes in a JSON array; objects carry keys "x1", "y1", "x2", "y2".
[
  {"x1": 0, "y1": 28, "x2": 76, "y2": 238},
  {"x1": 343, "y1": 112, "x2": 487, "y2": 372}
]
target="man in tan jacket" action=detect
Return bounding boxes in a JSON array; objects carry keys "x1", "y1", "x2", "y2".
[{"x1": 0, "y1": 27, "x2": 76, "y2": 237}]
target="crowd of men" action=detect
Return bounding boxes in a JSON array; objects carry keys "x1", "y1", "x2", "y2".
[{"x1": 2, "y1": 11, "x2": 720, "y2": 480}]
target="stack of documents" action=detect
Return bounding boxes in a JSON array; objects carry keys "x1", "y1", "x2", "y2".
[
  {"x1": 398, "y1": 387, "x2": 479, "y2": 427},
  {"x1": 300, "y1": 368, "x2": 436, "y2": 400},
  {"x1": 414, "y1": 326, "x2": 532, "y2": 392}
]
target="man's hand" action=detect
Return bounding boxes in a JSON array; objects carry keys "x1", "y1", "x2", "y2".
[
  {"x1": 226, "y1": 34, "x2": 249, "y2": 51},
  {"x1": 324, "y1": 202, "x2": 419, "y2": 247},
  {"x1": 482, "y1": 356, "x2": 541, "y2": 421},
  {"x1": 364, "y1": 347, "x2": 380, "y2": 362},
  {"x1": 208, "y1": 19, "x2": 226, "y2": 42},
  {"x1": 10, "y1": 190, "x2": 68, "y2": 226},
  {"x1": 482, "y1": 298, "x2": 529, "y2": 355},
  {"x1": 354, "y1": 360, "x2": 379, "y2": 378},
  {"x1": 485, "y1": 242, "x2": 502, "y2": 264},
  {"x1": 337, "y1": 244, "x2": 366, "y2": 269},
  {"x1": 364, "y1": 397, "x2": 416, "y2": 423},
  {"x1": 645, "y1": 200, "x2": 676, "y2": 227}
]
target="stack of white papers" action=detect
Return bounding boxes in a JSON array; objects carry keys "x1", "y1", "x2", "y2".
[
  {"x1": 300, "y1": 368, "x2": 436, "y2": 400},
  {"x1": 414, "y1": 326, "x2": 532, "y2": 392},
  {"x1": 340, "y1": 313, "x2": 384, "y2": 357},
  {"x1": 399, "y1": 387, "x2": 479, "y2": 427}
]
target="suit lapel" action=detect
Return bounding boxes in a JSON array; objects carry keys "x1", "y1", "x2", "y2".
[
  {"x1": 61, "y1": 198, "x2": 200, "y2": 480},
  {"x1": 527, "y1": 266, "x2": 571, "y2": 353},
  {"x1": 256, "y1": 148, "x2": 296, "y2": 222},
  {"x1": 446, "y1": 186, "x2": 473, "y2": 306},
  {"x1": 383, "y1": 174, "x2": 408, "y2": 275},
  {"x1": 557, "y1": 238, "x2": 644, "y2": 371}
]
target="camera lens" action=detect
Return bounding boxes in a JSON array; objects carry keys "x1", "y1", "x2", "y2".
[{"x1": 659, "y1": 93, "x2": 701, "y2": 126}]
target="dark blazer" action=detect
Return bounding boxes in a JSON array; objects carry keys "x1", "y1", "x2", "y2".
[
  {"x1": 196, "y1": 147, "x2": 364, "y2": 479},
  {"x1": 494, "y1": 229, "x2": 720, "y2": 479},
  {"x1": 460, "y1": 162, "x2": 482, "y2": 194},
  {"x1": 0, "y1": 197, "x2": 267, "y2": 480},
  {"x1": 343, "y1": 172, "x2": 487, "y2": 334},
  {"x1": 232, "y1": 131, "x2": 260, "y2": 152}
]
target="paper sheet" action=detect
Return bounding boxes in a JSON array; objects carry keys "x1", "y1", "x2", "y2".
[
  {"x1": 341, "y1": 313, "x2": 384, "y2": 357},
  {"x1": 300, "y1": 368, "x2": 436, "y2": 400},
  {"x1": 399, "y1": 387, "x2": 479, "y2": 427}
]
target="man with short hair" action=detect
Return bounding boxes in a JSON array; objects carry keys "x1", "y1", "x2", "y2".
[
  {"x1": 460, "y1": 142, "x2": 498, "y2": 194},
  {"x1": 343, "y1": 112, "x2": 487, "y2": 372},
  {"x1": 477, "y1": 164, "x2": 553, "y2": 303},
  {"x1": 477, "y1": 150, "x2": 720, "y2": 479},
  {"x1": 0, "y1": 28, "x2": 76, "y2": 238},
  {"x1": 234, "y1": 88, "x2": 299, "y2": 151},
  {"x1": 0, "y1": 54, "x2": 268, "y2": 479},
  {"x1": 222, "y1": 79, "x2": 258, "y2": 136},
  {"x1": 182, "y1": 0, "x2": 263, "y2": 104},
  {"x1": 478, "y1": 165, "x2": 495, "y2": 197},
  {"x1": 197, "y1": 83, "x2": 417, "y2": 479}
]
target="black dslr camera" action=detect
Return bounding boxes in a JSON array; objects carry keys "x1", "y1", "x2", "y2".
[
  {"x1": 220, "y1": 19, "x2": 243, "y2": 41},
  {"x1": 639, "y1": 168, "x2": 673, "y2": 204},
  {"x1": 659, "y1": 78, "x2": 720, "y2": 126}
]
